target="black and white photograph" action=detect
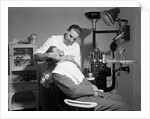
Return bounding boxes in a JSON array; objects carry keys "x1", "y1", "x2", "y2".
[{"x1": 0, "y1": 0, "x2": 149, "y2": 119}]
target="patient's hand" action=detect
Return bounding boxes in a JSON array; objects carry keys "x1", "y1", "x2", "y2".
[
  {"x1": 91, "y1": 84, "x2": 98, "y2": 92},
  {"x1": 92, "y1": 84, "x2": 104, "y2": 92},
  {"x1": 92, "y1": 85, "x2": 100, "y2": 97}
]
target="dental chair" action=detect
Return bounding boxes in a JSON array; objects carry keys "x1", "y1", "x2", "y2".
[{"x1": 51, "y1": 82, "x2": 97, "y2": 111}]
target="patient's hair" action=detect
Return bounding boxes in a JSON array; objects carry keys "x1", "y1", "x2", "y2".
[
  {"x1": 46, "y1": 46, "x2": 57, "y2": 53},
  {"x1": 45, "y1": 46, "x2": 58, "y2": 64}
]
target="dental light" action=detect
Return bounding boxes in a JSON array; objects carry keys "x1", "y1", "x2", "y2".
[{"x1": 100, "y1": 7, "x2": 120, "y2": 26}]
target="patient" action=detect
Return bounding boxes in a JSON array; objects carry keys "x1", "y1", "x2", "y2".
[
  {"x1": 50, "y1": 47, "x2": 99, "y2": 88},
  {"x1": 48, "y1": 46, "x2": 133, "y2": 111},
  {"x1": 40, "y1": 46, "x2": 82, "y2": 87},
  {"x1": 40, "y1": 46, "x2": 85, "y2": 86}
]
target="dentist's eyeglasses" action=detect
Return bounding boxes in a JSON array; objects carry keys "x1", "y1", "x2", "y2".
[{"x1": 68, "y1": 32, "x2": 77, "y2": 41}]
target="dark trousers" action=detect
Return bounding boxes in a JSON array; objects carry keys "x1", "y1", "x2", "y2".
[{"x1": 40, "y1": 84, "x2": 59, "y2": 111}]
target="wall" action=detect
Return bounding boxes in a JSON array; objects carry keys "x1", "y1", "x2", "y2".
[
  {"x1": 8, "y1": 7, "x2": 141, "y2": 110},
  {"x1": 116, "y1": 7, "x2": 141, "y2": 110}
]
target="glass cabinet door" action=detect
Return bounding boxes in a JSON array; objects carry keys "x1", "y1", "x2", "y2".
[{"x1": 9, "y1": 44, "x2": 37, "y2": 71}]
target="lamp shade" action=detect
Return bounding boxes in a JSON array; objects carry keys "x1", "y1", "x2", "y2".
[
  {"x1": 101, "y1": 8, "x2": 120, "y2": 26},
  {"x1": 85, "y1": 11, "x2": 101, "y2": 20}
]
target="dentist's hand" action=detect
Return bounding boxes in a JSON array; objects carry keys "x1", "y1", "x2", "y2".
[
  {"x1": 65, "y1": 55, "x2": 75, "y2": 61},
  {"x1": 52, "y1": 48, "x2": 65, "y2": 57}
]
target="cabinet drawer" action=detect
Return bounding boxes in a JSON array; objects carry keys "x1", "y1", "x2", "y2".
[{"x1": 9, "y1": 82, "x2": 38, "y2": 92}]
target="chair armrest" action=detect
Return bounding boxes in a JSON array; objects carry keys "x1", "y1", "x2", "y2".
[
  {"x1": 98, "y1": 89, "x2": 104, "y2": 92},
  {"x1": 64, "y1": 99, "x2": 97, "y2": 108},
  {"x1": 86, "y1": 77, "x2": 95, "y2": 81}
]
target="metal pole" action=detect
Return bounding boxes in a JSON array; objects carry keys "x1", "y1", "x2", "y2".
[{"x1": 92, "y1": 19, "x2": 97, "y2": 49}]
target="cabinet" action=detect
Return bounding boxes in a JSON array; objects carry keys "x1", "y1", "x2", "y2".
[{"x1": 8, "y1": 43, "x2": 39, "y2": 111}]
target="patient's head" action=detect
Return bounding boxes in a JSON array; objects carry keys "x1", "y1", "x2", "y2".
[
  {"x1": 52, "y1": 47, "x2": 64, "y2": 57},
  {"x1": 46, "y1": 46, "x2": 64, "y2": 64},
  {"x1": 46, "y1": 46, "x2": 64, "y2": 56}
]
